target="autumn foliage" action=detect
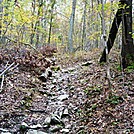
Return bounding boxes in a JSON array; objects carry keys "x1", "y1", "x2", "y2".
[{"x1": 0, "y1": 46, "x2": 57, "y2": 74}]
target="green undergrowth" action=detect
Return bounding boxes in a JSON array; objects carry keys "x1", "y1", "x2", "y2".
[{"x1": 106, "y1": 94, "x2": 123, "y2": 105}]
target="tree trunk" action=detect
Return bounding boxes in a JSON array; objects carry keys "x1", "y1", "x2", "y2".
[
  {"x1": 121, "y1": 0, "x2": 134, "y2": 68},
  {"x1": 81, "y1": 0, "x2": 87, "y2": 50},
  {"x1": 30, "y1": 0, "x2": 36, "y2": 45},
  {"x1": 100, "y1": 0, "x2": 134, "y2": 68},
  {"x1": 36, "y1": 0, "x2": 43, "y2": 47},
  {"x1": 48, "y1": 0, "x2": 56, "y2": 44},
  {"x1": 100, "y1": 1, "x2": 123, "y2": 62},
  {"x1": 68, "y1": 0, "x2": 77, "y2": 52},
  {"x1": 0, "y1": 0, "x2": 3, "y2": 44}
]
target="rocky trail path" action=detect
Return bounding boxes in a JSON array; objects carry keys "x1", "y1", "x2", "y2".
[
  {"x1": 0, "y1": 59, "x2": 94, "y2": 134},
  {"x1": 0, "y1": 51, "x2": 134, "y2": 134}
]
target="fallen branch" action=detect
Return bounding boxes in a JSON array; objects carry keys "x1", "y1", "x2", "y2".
[
  {"x1": 0, "y1": 62, "x2": 15, "y2": 77},
  {"x1": 6, "y1": 37, "x2": 41, "y2": 54},
  {"x1": 0, "y1": 74, "x2": 5, "y2": 92},
  {"x1": 0, "y1": 62, "x2": 19, "y2": 92},
  {"x1": 9, "y1": 63, "x2": 19, "y2": 71}
]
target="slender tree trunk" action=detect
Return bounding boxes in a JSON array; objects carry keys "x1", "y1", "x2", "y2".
[
  {"x1": 68, "y1": 0, "x2": 77, "y2": 52},
  {"x1": 48, "y1": 14, "x2": 53, "y2": 44},
  {"x1": 41, "y1": 0, "x2": 47, "y2": 45},
  {"x1": 36, "y1": 0, "x2": 43, "y2": 47},
  {"x1": 101, "y1": 0, "x2": 111, "y2": 88},
  {"x1": 0, "y1": 0, "x2": 3, "y2": 44},
  {"x1": 48, "y1": 0, "x2": 55, "y2": 44},
  {"x1": 81, "y1": 0, "x2": 87, "y2": 50},
  {"x1": 30, "y1": 0, "x2": 36, "y2": 45}
]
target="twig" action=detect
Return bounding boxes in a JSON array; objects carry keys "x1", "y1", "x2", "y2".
[
  {"x1": 0, "y1": 74, "x2": 5, "y2": 92},
  {"x1": 5, "y1": 61, "x2": 9, "y2": 68},
  {"x1": 9, "y1": 63, "x2": 19, "y2": 71},
  {"x1": 0, "y1": 62, "x2": 16, "y2": 92},
  {"x1": 6, "y1": 37, "x2": 41, "y2": 54},
  {"x1": 0, "y1": 62, "x2": 15, "y2": 77},
  {"x1": 0, "y1": 62, "x2": 20, "y2": 92}
]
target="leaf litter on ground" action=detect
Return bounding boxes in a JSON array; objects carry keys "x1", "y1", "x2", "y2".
[{"x1": 0, "y1": 47, "x2": 133, "y2": 133}]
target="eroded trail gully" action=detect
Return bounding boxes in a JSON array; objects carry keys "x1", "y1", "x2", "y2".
[
  {"x1": 0, "y1": 61, "x2": 93, "y2": 134},
  {"x1": 0, "y1": 60, "x2": 133, "y2": 134}
]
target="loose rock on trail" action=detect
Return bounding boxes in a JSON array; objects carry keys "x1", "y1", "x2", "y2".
[
  {"x1": 0, "y1": 58, "x2": 93, "y2": 133},
  {"x1": 0, "y1": 48, "x2": 133, "y2": 134}
]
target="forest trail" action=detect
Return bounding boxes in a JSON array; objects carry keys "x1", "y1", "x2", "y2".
[
  {"x1": 0, "y1": 49, "x2": 134, "y2": 134},
  {"x1": 0, "y1": 0, "x2": 133, "y2": 133}
]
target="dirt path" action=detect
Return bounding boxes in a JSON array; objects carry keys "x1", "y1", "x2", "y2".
[
  {"x1": 0, "y1": 55, "x2": 134, "y2": 134},
  {"x1": 0, "y1": 60, "x2": 92, "y2": 133}
]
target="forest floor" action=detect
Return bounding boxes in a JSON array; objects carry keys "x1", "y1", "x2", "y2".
[{"x1": 0, "y1": 47, "x2": 134, "y2": 134}]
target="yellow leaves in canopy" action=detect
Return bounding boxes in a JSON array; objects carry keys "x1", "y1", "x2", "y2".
[
  {"x1": 14, "y1": 7, "x2": 35, "y2": 24},
  {"x1": 97, "y1": 1, "x2": 118, "y2": 18},
  {"x1": 132, "y1": 33, "x2": 134, "y2": 39},
  {"x1": 88, "y1": 31, "x2": 100, "y2": 41}
]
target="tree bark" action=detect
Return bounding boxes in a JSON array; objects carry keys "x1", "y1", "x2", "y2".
[
  {"x1": 100, "y1": 1, "x2": 123, "y2": 62},
  {"x1": 81, "y1": 0, "x2": 87, "y2": 50},
  {"x1": 30, "y1": 0, "x2": 36, "y2": 45},
  {"x1": 0, "y1": 0, "x2": 2, "y2": 37},
  {"x1": 0, "y1": 0, "x2": 3, "y2": 44},
  {"x1": 68, "y1": 0, "x2": 77, "y2": 52},
  {"x1": 100, "y1": 0, "x2": 134, "y2": 68},
  {"x1": 36, "y1": 0, "x2": 43, "y2": 47},
  {"x1": 48, "y1": 0, "x2": 56, "y2": 44},
  {"x1": 121, "y1": 0, "x2": 134, "y2": 68}
]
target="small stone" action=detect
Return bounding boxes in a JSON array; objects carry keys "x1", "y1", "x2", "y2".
[
  {"x1": 60, "y1": 128, "x2": 69, "y2": 133},
  {"x1": 44, "y1": 117, "x2": 51, "y2": 125},
  {"x1": 70, "y1": 86, "x2": 75, "y2": 90},
  {"x1": 81, "y1": 61, "x2": 93, "y2": 66},
  {"x1": 57, "y1": 94, "x2": 69, "y2": 101},
  {"x1": 0, "y1": 128, "x2": 9, "y2": 132},
  {"x1": 68, "y1": 67, "x2": 75, "y2": 72},
  {"x1": 66, "y1": 124, "x2": 72, "y2": 129},
  {"x1": 63, "y1": 108, "x2": 69, "y2": 115},
  {"x1": 61, "y1": 108, "x2": 69, "y2": 118},
  {"x1": 20, "y1": 122, "x2": 29, "y2": 131},
  {"x1": 0, "y1": 128, "x2": 11, "y2": 134},
  {"x1": 27, "y1": 130, "x2": 47, "y2": 134},
  {"x1": 87, "y1": 83, "x2": 93, "y2": 87},
  {"x1": 38, "y1": 73, "x2": 47, "y2": 82},
  {"x1": 49, "y1": 85, "x2": 56, "y2": 89},
  {"x1": 58, "y1": 78, "x2": 64, "y2": 82},
  {"x1": 51, "y1": 115, "x2": 61, "y2": 125},
  {"x1": 56, "y1": 87, "x2": 62, "y2": 91},
  {"x1": 30, "y1": 124, "x2": 42, "y2": 129},
  {"x1": 61, "y1": 69, "x2": 69, "y2": 73},
  {"x1": 50, "y1": 125, "x2": 62, "y2": 132},
  {"x1": 52, "y1": 79, "x2": 57, "y2": 84},
  {"x1": 21, "y1": 122, "x2": 29, "y2": 127},
  {"x1": 72, "y1": 95, "x2": 77, "y2": 99},
  {"x1": 1, "y1": 132, "x2": 11, "y2": 134},
  {"x1": 46, "y1": 67, "x2": 52, "y2": 77}
]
